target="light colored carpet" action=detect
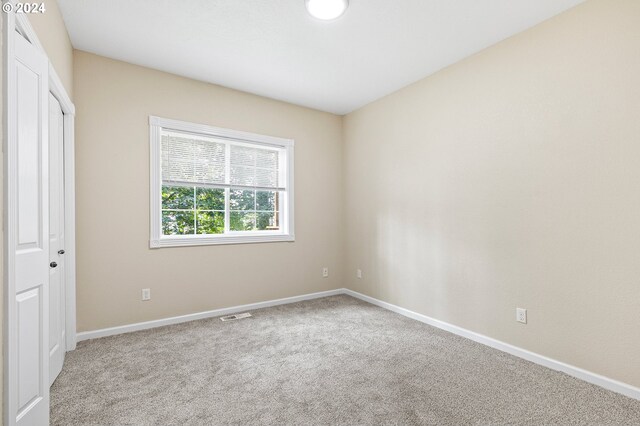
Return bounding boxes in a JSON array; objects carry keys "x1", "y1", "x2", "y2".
[{"x1": 51, "y1": 295, "x2": 640, "y2": 425}]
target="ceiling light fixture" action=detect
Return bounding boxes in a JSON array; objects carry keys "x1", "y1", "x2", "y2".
[{"x1": 305, "y1": 0, "x2": 349, "y2": 21}]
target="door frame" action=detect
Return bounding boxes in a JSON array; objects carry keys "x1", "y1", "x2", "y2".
[{"x1": 3, "y1": 7, "x2": 77, "y2": 424}]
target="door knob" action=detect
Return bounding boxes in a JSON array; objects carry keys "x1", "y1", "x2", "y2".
[
  {"x1": 58, "y1": 249, "x2": 65, "y2": 255},
  {"x1": 50, "y1": 262, "x2": 58, "y2": 268}
]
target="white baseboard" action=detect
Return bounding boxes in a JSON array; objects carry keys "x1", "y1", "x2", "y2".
[
  {"x1": 76, "y1": 288, "x2": 344, "y2": 341},
  {"x1": 343, "y1": 288, "x2": 640, "y2": 401},
  {"x1": 76, "y1": 286, "x2": 639, "y2": 401}
]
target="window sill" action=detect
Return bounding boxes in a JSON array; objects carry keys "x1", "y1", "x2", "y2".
[{"x1": 150, "y1": 233, "x2": 295, "y2": 248}]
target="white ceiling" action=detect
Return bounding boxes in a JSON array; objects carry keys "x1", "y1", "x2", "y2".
[{"x1": 58, "y1": 0, "x2": 584, "y2": 115}]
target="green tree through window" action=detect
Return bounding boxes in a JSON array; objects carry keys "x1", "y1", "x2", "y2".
[
  {"x1": 162, "y1": 186, "x2": 225, "y2": 235},
  {"x1": 162, "y1": 186, "x2": 279, "y2": 235}
]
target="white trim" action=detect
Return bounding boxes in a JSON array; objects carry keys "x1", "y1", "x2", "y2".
[
  {"x1": 285, "y1": 142, "x2": 294, "y2": 237},
  {"x1": 150, "y1": 233, "x2": 294, "y2": 248},
  {"x1": 149, "y1": 121, "x2": 162, "y2": 247},
  {"x1": 149, "y1": 115, "x2": 295, "y2": 248},
  {"x1": 4, "y1": 10, "x2": 18, "y2": 426},
  {"x1": 48, "y1": 63, "x2": 75, "y2": 115},
  {"x1": 343, "y1": 289, "x2": 640, "y2": 401},
  {"x1": 62, "y1": 109, "x2": 77, "y2": 350},
  {"x1": 77, "y1": 289, "x2": 343, "y2": 341},
  {"x1": 149, "y1": 115, "x2": 294, "y2": 148},
  {"x1": 18, "y1": 232, "x2": 637, "y2": 403},
  {"x1": 42, "y1": 26, "x2": 77, "y2": 354},
  {"x1": 73, "y1": 286, "x2": 639, "y2": 401}
]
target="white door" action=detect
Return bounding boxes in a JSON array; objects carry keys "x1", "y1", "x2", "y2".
[
  {"x1": 7, "y1": 33, "x2": 50, "y2": 425},
  {"x1": 49, "y1": 94, "x2": 66, "y2": 385}
]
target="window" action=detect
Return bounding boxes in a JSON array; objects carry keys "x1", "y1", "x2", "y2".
[{"x1": 149, "y1": 116, "x2": 294, "y2": 247}]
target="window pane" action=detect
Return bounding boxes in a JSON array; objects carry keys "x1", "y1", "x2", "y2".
[
  {"x1": 256, "y1": 190, "x2": 277, "y2": 211},
  {"x1": 162, "y1": 134, "x2": 225, "y2": 184},
  {"x1": 196, "y1": 187, "x2": 225, "y2": 211},
  {"x1": 256, "y1": 149, "x2": 278, "y2": 169},
  {"x1": 230, "y1": 165, "x2": 255, "y2": 186},
  {"x1": 230, "y1": 189, "x2": 255, "y2": 211},
  {"x1": 162, "y1": 211, "x2": 195, "y2": 235},
  {"x1": 162, "y1": 185, "x2": 194, "y2": 210},
  {"x1": 229, "y1": 144, "x2": 280, "y2": 189},
  {"x1": 255, "y1": 168, "x2": 278, "y2": 188},
  {"x1": 193, "y1": 139, "x2": 226, "y2": 183},
  {"x1": 257, "y1": 212, "x2": 279, "y2": 231},
  {"x1": 230, "y1": 212, "x2": 256, "y2": 231},
  {"x1": 230, "y1": 145, "x2": 256, "y2": 166},
  {"x1": 196, "y1": 211, "x2": 225, "y2": 235}
]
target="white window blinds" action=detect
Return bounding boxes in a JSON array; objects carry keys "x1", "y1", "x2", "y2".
[
  {"x1": 161, "y1": 134, "x2": 226, "y2": 185},
  {"x1": 230, "y1": 145, "x2": 280, "y2": 189},
  {"x1": 161, "y1": 132, "x2": 285, "y2": 191}
]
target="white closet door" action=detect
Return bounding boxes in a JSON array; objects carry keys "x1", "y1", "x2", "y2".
[
  {"x1": 49, "y1": 93, "x2": 66, "y2": 385},
  {"x1": 8, "y1": 33, "x2": 50, "y2": 425}
]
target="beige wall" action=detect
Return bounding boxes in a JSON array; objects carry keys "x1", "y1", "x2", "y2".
[
  {"x1": 28, "y1": 0, "x2": 73, "y2": 98},
  {"x1": 343, "y1": 0, "x2": 640, "y2": 388},
  {"x1": 73, "y1": 51, "x2": 343, "y2": 332}
]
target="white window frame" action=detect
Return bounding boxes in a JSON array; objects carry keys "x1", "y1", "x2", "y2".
[{"x1": 149, "y1": 116, "x2": 295, "y2": 248}]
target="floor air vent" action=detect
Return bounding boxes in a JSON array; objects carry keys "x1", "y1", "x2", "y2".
[{"x1": 220, "y1": 312, "x2": 252, "y2": 322}]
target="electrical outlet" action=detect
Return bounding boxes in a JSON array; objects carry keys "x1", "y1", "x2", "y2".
[
  {"x1": 516, "y1": 307, "x2": 527, "y2": 324},
  {"x1": 142, "y1": 288, "x2": 151, "y2": 301},
  {"x1": 322, "y1": 267, "x2": 329, "y2": 278},
  {"x1": 357, "y1": 269, "x2": 362, "y2": 279}
]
